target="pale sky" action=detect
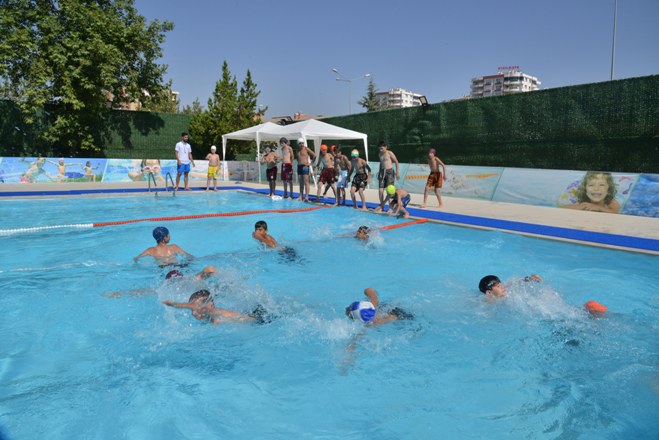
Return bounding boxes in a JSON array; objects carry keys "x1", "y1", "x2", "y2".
[{"x1": 134, "y1": 0, "x2": 659, "y2": 118}]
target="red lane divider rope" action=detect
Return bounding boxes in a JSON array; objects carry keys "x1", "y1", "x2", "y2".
[
  {"x1": 379, "y1": 218, "x2": 428, "y2": 231},
  {"x1": 92, "y1": 206, "x2": 331, "y2": 228}
]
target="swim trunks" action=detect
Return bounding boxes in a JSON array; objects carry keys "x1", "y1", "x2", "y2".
[
  {"x1": 426, "y1": 171, "x2": 443, "y2": 189},
  {"x1": 401, "y1": 194, "x2": 411, "y2": 207},
  {"x1": 266, "y1": 166, "x2": 277, "y2": 181},
  {"x1": 352, "y1": 172, "x2": 368, "y2": 189},
  {"x1": 336, "y1": 170, "x2": 349, "y2": 188},
  {"x1": 297, "y1": 165, "x2": 310, "y2": 176},
  {"x1": 249, "y1": 304, "x2": 273, "y2": 325},
  {"x1": 207, "y1": 165, "x2": 218, "y2": 178},
  {"x1": 281, "y1": 163, "x2": 293, "y2": 181},
  {"x1": 177, "y1": 163, "x2": 191, "y2": 174},
  {"x1": 390, "y1": 307, "x2": 414, "y2": 320},
  {"x1": 320, "y1": 167, "x2": 335, "y2": 184},
  {"x1": 378, "y1": 168, "x2": 395, "y2": 188}
]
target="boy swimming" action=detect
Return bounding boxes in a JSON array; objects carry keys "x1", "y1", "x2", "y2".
[{"x1": 134, "y1": 226, "x2": 193, "y2": 265}]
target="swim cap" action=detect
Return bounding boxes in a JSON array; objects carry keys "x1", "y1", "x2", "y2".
[
  {"x1": 386, "y1": 185, "x2": 396, "y2": 195},
  {"x1": 478, "y1": 275, "x2": 501, "y2": 293},
  {"x1": 320, "y1": 144, "x2": 328, "y2": 151},
  {"x1": 210, "y1": 145, "x2": 217, "y2": 151},
  {"x1": 351, "y1": 149, "x2": 359, "y2": 157},
  {"x1": 152, "y1": 226, "x2": 169, "y2": 243},
  {"x1": 297, "y1": 137, "x2": 305, "y2": 145},
  {"x1": 584, "y1": 301, "x2": 607, "y2": 315},
  {"x1": 165, "y1": 269, "x2": 183, "y2": 280},
  {"x1": 347, "y1": 301, "x2": 376, "y2": 322}
]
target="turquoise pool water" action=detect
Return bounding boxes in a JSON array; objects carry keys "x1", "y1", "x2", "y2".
[{"x1": 0, "y1": 191, "x2": 657, "y2": 439}]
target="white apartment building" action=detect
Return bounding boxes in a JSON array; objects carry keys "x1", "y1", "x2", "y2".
[
  {"x1": 470, "y1": 67, "x2": 540, "y2": 98},
  {"x1": 375, "y1": 88, "x2": 424, "y2": 108}
]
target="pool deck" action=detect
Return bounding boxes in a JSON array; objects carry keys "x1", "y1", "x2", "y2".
[{"x1": 1, "y1": 181, "x2": 658, "y2": 254}]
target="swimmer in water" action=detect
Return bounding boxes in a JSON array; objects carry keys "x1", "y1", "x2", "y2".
[
  {"x1": 134, "y1": 226, "x2": 193, "y2": 264},
  {"x1": 478, "y1": 274, "x2": 542, "y2": 298},
  {"x1": 104, "y1": 266, "x2": 219, "y2": 298},
  {"x1": 345, "y1": 288, "x2": 414, "y2": 326},
  {"x1": 252, "y1": 220, "x2": 300, "y2": 262},
  {"x1": 163, "y1": 289, "x2": 270, "y2": 325},
  {"x1": 355, "y1": 225, "x2": 371, "y2": 241},
  {"x1": 252, "y1": 220, "x2": 278, "y2": 248}
]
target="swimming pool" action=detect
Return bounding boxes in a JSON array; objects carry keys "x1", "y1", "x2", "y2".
[{"x1": 0, "y1": 191, "x2": 657, "y2": 439}]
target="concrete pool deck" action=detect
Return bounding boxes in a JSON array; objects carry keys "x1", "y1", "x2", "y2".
[{"x1": 1, "y1": 180, "x2": 658, "y2": 254}]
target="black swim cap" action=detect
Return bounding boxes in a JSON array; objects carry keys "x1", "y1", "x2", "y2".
[{"x1": 478, "y1": 275, "x2": 501, "y2": 293}]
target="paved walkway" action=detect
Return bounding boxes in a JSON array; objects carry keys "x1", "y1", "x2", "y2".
[{"x1": 1, "y1": 181, "x2": 657, "y2": 254}]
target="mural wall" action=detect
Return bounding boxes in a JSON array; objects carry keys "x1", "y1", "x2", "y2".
[
  {"x1": 0, "y1": 157, "x2": 259, "y2": 184},
  {"x1": 1, "y1": 157, "x2": 656, "y2": 218}
]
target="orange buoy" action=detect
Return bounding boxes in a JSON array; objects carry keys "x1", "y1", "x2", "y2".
[{"x1": 584, "y1": 301, "x2": 607, "y2": 316}]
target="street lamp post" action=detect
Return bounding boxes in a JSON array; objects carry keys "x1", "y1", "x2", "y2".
[
  {"x1": 610, "y1": 0, "x2": 618, "y2": 80},
  {"x1": 331, "y1": 68, "x2": 370, "y2": 114}
]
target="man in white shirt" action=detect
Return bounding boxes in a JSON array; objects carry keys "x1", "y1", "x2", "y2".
[{"x1": 175, "y1": 132, "x2": 195, "y2": 190}]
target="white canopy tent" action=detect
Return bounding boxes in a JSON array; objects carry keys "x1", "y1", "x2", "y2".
[
  {"x1": 220, "y1": 122, "x2": 281, "y2": 180},
  {"x1": 221, "y1": 119, "x2": 369, "y2": 181}
]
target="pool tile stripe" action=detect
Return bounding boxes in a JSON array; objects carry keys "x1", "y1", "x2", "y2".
[{"x1": 1, "y1": 185, "x2": 656, "y2": 253}]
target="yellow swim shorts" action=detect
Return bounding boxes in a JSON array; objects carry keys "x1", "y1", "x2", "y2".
[{"x1": 207, "y1": 166, "x2": 218, "y2": 178}]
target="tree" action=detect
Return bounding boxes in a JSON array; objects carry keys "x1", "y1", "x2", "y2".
[
  {"x1": 0, "y1": 0, "x2": 173, "y2": 154},
  {"x1": 181, "y1": 98, "x2": 203, "y2": 115},
  {"x1": 188, "y1": 61, "x2": 264, "y2": 159},
  {"x1": 358, "y1": 78, "x2": 385, "y2": 112},
  {"x1": 236, "y1": 70, "x2": 263, "y2": 126}
]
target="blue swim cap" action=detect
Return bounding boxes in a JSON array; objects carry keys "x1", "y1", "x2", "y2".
[
  {"x1": 153, "y1": 226, "x2": 169, "y2": 243},
  {"x1": 347, "y1": 301, "x2": 376, "y2": 322}
]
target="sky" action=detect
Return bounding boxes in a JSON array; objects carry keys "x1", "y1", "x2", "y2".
[{"x1": 133, "y1": 0, "x2": 659, "y2": 118}]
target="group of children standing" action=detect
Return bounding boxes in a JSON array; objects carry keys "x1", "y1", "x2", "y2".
[{"x1": 260, "y1": 138, "x2": 449, "y2": 217}]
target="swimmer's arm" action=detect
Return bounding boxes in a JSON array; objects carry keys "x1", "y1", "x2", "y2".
[
  {"x1": 133, "y1": 247, "x2": 154, "y2": 262},
  {"x1": 216, "y1": 308, "x2": 255, "y2": 322},
  {"x1": 103, "y1": 287, "x2": 155, "y2": 298},
  {"x1": 363, "y1": 288, "x2": 380, "y2": 307},
  {"x1": 162, "y1": 300, "x2": 194, "y2": 309},
  {"x1": 523, "y1": 274, "x2": 542, "y2": 283},
  {"x1": 172, "y1": 245, "x2": 194, "y2": 258}
]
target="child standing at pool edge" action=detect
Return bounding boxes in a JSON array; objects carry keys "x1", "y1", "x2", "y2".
[
  {"x1": 205, "y1": 145, "x2": 221, "y2": 192},
  {"x1": 422, "y1": 148, "x2": 447, "y2": 209}
]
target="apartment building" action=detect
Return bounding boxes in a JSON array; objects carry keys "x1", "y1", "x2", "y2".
[
  {"x1": 470, "y1": 67, "x2": 540, "y2": 98},
  {"x1": 375, "y1": 88, "x2": 424, "y2": 108}
]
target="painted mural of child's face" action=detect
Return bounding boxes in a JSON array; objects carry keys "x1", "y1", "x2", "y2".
[{"x1": 586, "y1": 174, "x2": 609, "y2": 204}]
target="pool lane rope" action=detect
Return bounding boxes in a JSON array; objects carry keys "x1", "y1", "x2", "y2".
[
  {"x1": 378, "y1": 218, "x2": 428, "y2": 231},
  {"x1": 0, "y1": 206, "x2": 331, "y2": 236},
  {"x1": 0, "y1": 207, "x2": 429, "y2": 237}
]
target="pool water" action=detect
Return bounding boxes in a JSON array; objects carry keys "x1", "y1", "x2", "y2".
[{"x1": 0, "y1": 192, "x2": 657, "y2": 439}]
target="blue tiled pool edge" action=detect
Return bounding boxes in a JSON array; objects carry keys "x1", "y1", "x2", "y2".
[{"x1": 2, "y1": 185, "x2": 657, "y2": 253}]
